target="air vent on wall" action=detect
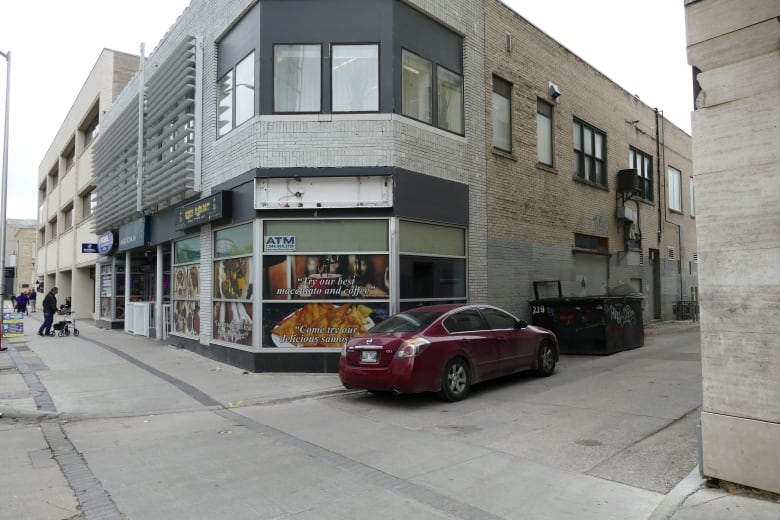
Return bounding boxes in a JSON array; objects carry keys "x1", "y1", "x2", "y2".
[
  {"x1": 505, "y1": 32, "x2": 512, "y2": 52},
  {"x1": 693, "y1": 251, "x2": 698, "y2": 264},
  {"x1": 667, "y1": 247, "x2": 676, "y2": 260}
]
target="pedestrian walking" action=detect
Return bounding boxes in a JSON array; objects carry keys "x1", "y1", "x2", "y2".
[
  {"x1": 28, "y1": 289, "x2": 36, "y2": 312},
  {"x1": 38, "y1": 287, "x2": 58, "y2": 337},
  {"x1": 15, "y1": 291, "x2": 28, "y2": 315}
]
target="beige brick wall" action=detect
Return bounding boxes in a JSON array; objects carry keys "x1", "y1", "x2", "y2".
[{"x1": 484, "y1": 0, "x2": 696, "y2": 318}]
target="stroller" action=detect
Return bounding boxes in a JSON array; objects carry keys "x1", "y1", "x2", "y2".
[{"x1": 52, "y1": 306, "x2": 79, "y2": 337}]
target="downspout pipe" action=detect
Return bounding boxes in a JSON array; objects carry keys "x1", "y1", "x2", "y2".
[
  {"x1": 655, "y1": 108, "x2": 662, "y2": 244},
  {"x1": 656, "y1": 109, "x2": 684, "y2": 300}
]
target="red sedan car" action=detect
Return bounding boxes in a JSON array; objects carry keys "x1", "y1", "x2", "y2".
[{"x1": 339, "y1": 304, "x2": 559, "y2": 401}]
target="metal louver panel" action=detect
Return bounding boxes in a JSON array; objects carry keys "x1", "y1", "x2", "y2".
[
  {"x1": 143, "y1": 36, "x2": 197, "y2": 210},
  {"x1": 93, "y1": 95, "x2": 140, "y2": 232}
]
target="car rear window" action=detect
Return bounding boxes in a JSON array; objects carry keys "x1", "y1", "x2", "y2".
[{"x1": 369, "y1": 311, "x2": 442, "y2": 333}]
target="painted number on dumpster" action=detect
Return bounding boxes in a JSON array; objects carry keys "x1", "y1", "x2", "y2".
[{"x1": 532, "y1": 305, "x2": 545, "y2": 315}]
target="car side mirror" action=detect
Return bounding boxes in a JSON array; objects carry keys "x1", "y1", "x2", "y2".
[{"x1": 516, "y1": 320, "x2": 528, "y2": 329}]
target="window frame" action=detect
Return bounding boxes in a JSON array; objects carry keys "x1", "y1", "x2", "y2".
[
  {"x1": 537, "y1": 98, "x2": 554, "y2": 166},
  {"x1": 234, "y1": 51, "x2": 256, "y2": 127},
  {"x1": 401, "y1": 48, "x2": 433, "y2": 125},
  {"x1": 331, "y1": 43, "x2": 380, "y2": 114},
  {"x1": 491, "y1": 75, "x2": 512, "y2": 152},
  {"x1": 629, "y1": 146, "x2": 654, "y2": 201},
  {"x1": 273, "y1": 43, "x2": 323, "y2": 114},
  {"x1": 217, "y1": 50, "x2": 255, "y2": 138},
  {"x1": 80, "y1": 188, "x2": 97, "y2": 219},
  {"x1": 436, "y1": 63, "x2": 464, "y2": 135},
  {"x1": 668, "y1": 166, "x2": 682, "y2": 213},
  {"x1": 216, "y1": 69, "x2": 234, "y2": 137},
  {"x1": 573, "y1": 119, "x2": 607, "y2": 186}
]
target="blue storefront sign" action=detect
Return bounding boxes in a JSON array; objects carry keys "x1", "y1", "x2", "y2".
[
  {"x1": 97, "y1": 231, "x2": 116, "y2": 256},
  {"x1": 82, "y1": 243, "x2": 99, "y2": 253}
]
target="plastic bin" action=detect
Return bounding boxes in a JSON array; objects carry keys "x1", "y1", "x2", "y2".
[{"x1": 530, "y1": 296, "x2": 644, "y2": 355}]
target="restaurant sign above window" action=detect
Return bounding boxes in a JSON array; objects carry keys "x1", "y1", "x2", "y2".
[
  {"x1": 176, "y1": 191, "x2": 231, "y2": 231},
  {"x1": 118, "y1": 217, "x2": 150, "y2": 253}
]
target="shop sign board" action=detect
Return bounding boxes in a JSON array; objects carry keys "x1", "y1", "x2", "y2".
[
  {"x1": 264, "y1": 236, "x2": 296, "y2": 252},
  {"x1": 254, "y1": 176, "x2": 392, "y2": 209},
  {"x1": 97, "y1": 231, "x2": 116, "y2": 256},
  {"x1": 175, "y1": 192, "x2": 230, "y2": 230},
  {"x1": 82, "y1": 243, "x2": 99, "y2": 253},
  {"x1": 118, "y1": 217, "x2": 149, "y2": 252},
  {"x1": 2, "y1": 312, "x2": 24, "y2": 338}
]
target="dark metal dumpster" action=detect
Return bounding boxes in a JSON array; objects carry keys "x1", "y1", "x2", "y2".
[{"x1": 529, "y1": 296, "x2": 644, "y2": 355}]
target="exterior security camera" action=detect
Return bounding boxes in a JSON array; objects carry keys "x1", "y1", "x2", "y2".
[{"x1": 549, "y1": 82, "x2": 561, "y2": 101}]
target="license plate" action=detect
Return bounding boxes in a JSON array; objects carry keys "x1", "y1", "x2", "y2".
[{"x1": 361, "y1": 350, "x2": 379, "y2": 363}]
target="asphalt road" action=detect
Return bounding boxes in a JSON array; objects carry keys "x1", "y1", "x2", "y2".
[{"x1": 1, "y1": 319, "x2": 703, "y2": 520}]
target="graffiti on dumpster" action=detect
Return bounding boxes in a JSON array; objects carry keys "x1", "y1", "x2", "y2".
[{"x1": 608, "y1": 303, "x2": 637, "y2": 327}]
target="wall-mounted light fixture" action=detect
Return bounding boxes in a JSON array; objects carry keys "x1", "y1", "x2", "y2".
[{"x1": 548, "y1": 81, "x2": 561, "y2": 102}]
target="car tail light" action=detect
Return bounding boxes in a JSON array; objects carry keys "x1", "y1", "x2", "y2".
[{"x1": 395, "y1": 337, "x2": 430, "y2": 358}]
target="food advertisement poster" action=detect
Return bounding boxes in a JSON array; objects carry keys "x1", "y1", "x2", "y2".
[
  {"x1": 173, "y1": 301, "x2": 201, "y2": 336},
  {"x1": 174, "y1": 265, "x2": 201, "y2": 299},
  {"x1": 214, "y1": 301, "x2": 253, "y2": 346},
  {"x1": 263, "y1": 302, "x2": 389, "y2": 348},
  {"x1": 263, "y1": 254, "x2": 389, "y2": 300},
  {"x1": 172, "y1": 264, "x2": 201, "y2": 338},
  {"x1": 214, "y1": 257, "x2": 253, "y2": 300}
]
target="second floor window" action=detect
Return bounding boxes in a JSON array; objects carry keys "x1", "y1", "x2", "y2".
[
  {"x1": 537, "y1": 99, "x2": 553, "y2": 166},
  {"x1": 668, "y1": 166, "x2": 682, "y2": 212},
  {"x1": 573, "y1": 119, "x2": 606, "y2": 186},
  {"x1": 437, "y1": 65, "x2": 463, "y2": 134},
  {"x1": 81, "y1": 189, "x2": 97, "y2": 218},
  {"x1": 401, "y1": 49, "x2": 432, "y2": 124},
  {"x1": 492, "y1": 75, "x2": 511, "y2": 152},
  {"x1": 629, "y1": 147, "x2": 654, "y2": 201},
  {"x1": 332, "y1": 44, "x2": 379, "y2": 112},
  {"x1": 49, "y1": 218, "x2": 58, "y2": 241},
  {"x1": 217, "y1": 51, "x2": 255, "y2": 137},
  {"x1": 63, "y1": 207, "x2": 73, "y2": 231},
  {"x1": 274, "y1": 44, "x2": 321, "y2": 113}
]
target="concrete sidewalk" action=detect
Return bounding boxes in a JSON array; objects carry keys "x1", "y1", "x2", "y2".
[{"x1": 1, "y1": 313, "x2": 778, "y2": 520}]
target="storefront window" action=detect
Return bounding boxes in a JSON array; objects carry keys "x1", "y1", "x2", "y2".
[
  {"x1": 99, "y1": 264, "x2": 113, "y2": 319},
  {"x1": 399, "y1": 221, "x2": 466, "y2": 308},
  {"x1": 213, "y1": 223, "x2": 254, "y2": 346},
  {"x1": 172, "y1": 236, "x2": 201, "y2": 338},
  {"x1": 261, "y1": 219, "x2": 390, "y2": 348},
  {"x1": 400, "y1": 256, "x2": 466, "y2": 299}
]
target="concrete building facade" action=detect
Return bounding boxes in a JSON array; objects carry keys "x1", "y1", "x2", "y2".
[
  {"x1": 73, "y1": 0, "x2": 694, "y2": 372},
  {"x1": 36, "y1": 49, "x2": 140, "y2": 319},
  {"x1": 685, "y1": 0, "x2": 780, "y2": 495},
  {"x1": 3, "y1": 219, "x2": 37, "y2": 297}
]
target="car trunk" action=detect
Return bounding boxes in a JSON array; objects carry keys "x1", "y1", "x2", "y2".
[{"x1": 344, "y1": 335, "x2": 405, "y2": 368}]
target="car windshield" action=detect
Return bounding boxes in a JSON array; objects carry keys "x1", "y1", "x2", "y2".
[{"x1": 369, "y1": 311, "x2": 442, "y2": 333}]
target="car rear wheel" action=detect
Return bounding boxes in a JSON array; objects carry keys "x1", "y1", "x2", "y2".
[
  {"x1": 439, "y1": 357, "x2": 470, "y2": 402},
  {"x1": 536, "y1": 340, "x2": 556, "y2": 377}
]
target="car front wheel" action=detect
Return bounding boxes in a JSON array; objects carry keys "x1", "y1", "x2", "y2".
[
  {"x1": 439, "y1": 357, "x2": 470, "y2": 402},
  {"x1": 536, "y1": 340, "x2": 556, "y2": 377}
]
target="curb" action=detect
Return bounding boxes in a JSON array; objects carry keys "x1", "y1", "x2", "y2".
[
  {"x1": 648, "y1": 466, "x2": 705, "y2": 520},
  {"x1": 0, "y1": 406, "x2": 61, "y2": 420}
]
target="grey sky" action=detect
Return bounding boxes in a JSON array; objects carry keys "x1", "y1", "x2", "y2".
[{"x1": 0, "y1": 0, "x2": 692, "y2": 220}]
